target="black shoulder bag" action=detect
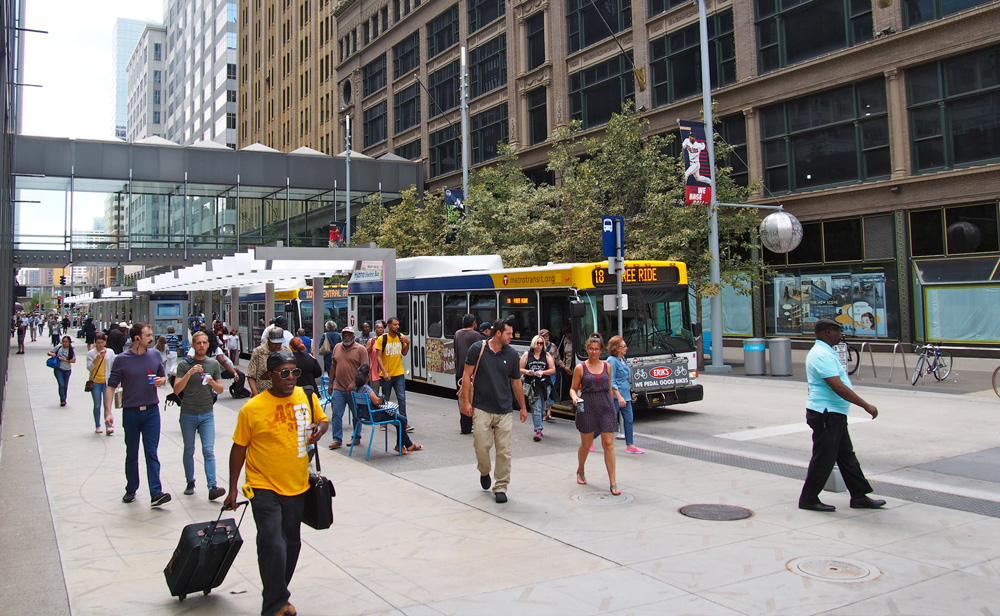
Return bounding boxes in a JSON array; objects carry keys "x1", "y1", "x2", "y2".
[{"x1": 301, "y1": 386, "x2": 335, "y2": 530}]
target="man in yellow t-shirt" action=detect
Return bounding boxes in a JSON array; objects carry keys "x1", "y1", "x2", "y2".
[
  {"x1": 224, "y1": 352, "x2": 328, "y2": 616},
  {"x1": 375, "y1": 316, "x2": 411, "y2": 427}
]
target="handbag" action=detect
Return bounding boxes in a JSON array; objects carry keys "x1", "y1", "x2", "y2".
[
  {"x1": 317, "y1": 333, "x2": 332, "y2": 356},
  {"x1": 46, "y1": 356, "x2": 60, "y2": 369},
  {"x1": 85, "y1": 353, "x2": 104, "y2": 393},
  {"x1": 301, "y1": 386, "x2": 335, "y2": 530}
]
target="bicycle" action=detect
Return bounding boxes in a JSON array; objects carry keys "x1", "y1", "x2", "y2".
[
  {"x1": 833, "y1": 341, "x2": 861, "y2": 376},
  {"x1": 911, "y1": 343, "x2": 952, "y2": 385},
  {"x1": 992, "y1": 365, "x2": 1000, "y2": 398}
]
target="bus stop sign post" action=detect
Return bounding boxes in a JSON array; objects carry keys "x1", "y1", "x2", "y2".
[{"x1": 602, "y1": 216, "x2": 625, "y2": 338}]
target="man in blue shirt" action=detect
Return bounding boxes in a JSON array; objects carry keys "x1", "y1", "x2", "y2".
[{"x1": 799, "y1": 319, "x2": 885, "y2": 512}]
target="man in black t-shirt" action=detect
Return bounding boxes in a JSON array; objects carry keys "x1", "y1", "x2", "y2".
[
  {"x1": 460, "y1": 318, "x2": 527, "y2": 504},
  {"x1": 453, "y1": 313, "x2": 481, "y2": 435}
]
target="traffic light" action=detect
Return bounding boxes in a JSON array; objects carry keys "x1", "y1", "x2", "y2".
[
  {"x1": 59, "y1": 275, "x2": 66, "y2": 285},
  {"x1": 57, "y1": 296, "x2": 62, "y2": 308}
]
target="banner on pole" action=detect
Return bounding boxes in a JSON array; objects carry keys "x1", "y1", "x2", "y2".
[{"x1": 678, "y1": 119, "x2": 712, "y2": 206}]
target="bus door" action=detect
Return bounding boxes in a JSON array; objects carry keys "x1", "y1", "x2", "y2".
[{"x1": 409, "y1": 294, "x2": 427, "y2": 381}]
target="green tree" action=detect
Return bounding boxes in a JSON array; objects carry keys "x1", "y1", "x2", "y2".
[
  {"x1": 373, "y1": 187, "x2": 454, "y2": 257},
  {"x1": 352, "y1": 191, "x2": 387, "y2": 246}
]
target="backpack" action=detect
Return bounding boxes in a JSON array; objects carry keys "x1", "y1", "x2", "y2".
[{"x1": 229, "y1": 371, "x2": 251, "y2": 399}]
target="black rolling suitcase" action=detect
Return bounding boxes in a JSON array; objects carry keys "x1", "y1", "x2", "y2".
[{"x1": 164, "y1": 501, "x2": 248, "y2": 601}]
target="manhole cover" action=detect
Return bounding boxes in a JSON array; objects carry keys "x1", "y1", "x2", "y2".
[
  {"x1": 678, "y1": 504, "x2": 753, "y2": 520},
  {"x1": 787, "y1": 557, "x2": 880, "y2": 583},
  {"x1": 572, "y1": 492, "x2": 634, "y2": 505}
]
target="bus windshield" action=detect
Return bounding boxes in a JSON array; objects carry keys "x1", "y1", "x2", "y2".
[{"x1": 577, "y1": 287, "x2": 695, "y2": 357}]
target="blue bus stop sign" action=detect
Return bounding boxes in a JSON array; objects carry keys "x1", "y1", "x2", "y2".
[{"x1": 602, "y1": 216, "x2": 624, "y2": 257}]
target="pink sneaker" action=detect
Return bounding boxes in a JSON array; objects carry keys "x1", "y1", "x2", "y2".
[
  {"x1": 626, "y1": 447, "x2": 645, "y2": 454},
  {"x1": 589, "y1": 444, "x2": 595, "y2": 452},
  {"x1": 533, "y1": 430, "x2": 542, "y2": 442}
]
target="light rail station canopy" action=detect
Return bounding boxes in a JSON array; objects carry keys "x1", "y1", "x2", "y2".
[
  {"x1": 64, "y1": 290, "x2": 134, "y2": 304},
  {"x1": 135, "y1": 246, "x2": 397, "y2": 293}
]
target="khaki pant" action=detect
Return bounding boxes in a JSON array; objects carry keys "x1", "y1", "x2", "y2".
[{"x1": 473, "y1": 408, "x2": 513, "y2": 493}]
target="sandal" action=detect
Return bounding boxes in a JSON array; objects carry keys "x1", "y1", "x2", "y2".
[
  {"x1": 406, "y1": 443, "x2": 423, "y2": 452},
  {"x1": 105, "y1": 428, "x2": 114, "y2": 436},
  {"x1": 576, "y1": 471, "x2": 587, "y2": 485},
  {"x1": 610, "y1": 485, "x2": 621, "y2": 496},
  {"x1": 95, "y1": 428, "x2": 103, "y2": 434},
  {"x1": 393, "y1": 445, "x2": 411, "y2": 455},
  {"x1": 405, "y1": 425, "x2": 415, "y2": 433}
]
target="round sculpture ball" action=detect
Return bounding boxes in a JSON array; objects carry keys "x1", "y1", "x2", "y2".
[{"x1": 760, "y1": 211, "x2": 803, "y2": 254}]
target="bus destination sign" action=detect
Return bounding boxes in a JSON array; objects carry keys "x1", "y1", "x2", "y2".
[{"x1": 592, "y1": 265, "x2": 679, "y2": 287}]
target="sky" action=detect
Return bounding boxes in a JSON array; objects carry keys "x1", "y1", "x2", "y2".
[{"x1": 18, "y1": 0, "x2": 163, "y2": 245}]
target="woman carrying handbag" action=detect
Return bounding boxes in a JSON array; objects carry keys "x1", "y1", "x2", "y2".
[{"x1": 86, "y1": 334, "x2": 116, "y2": 434}]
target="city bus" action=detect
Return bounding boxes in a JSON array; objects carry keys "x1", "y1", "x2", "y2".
[
  {"x1": 347, "y1": 256, "x2": 703, "y2": 410},
  {"x1": 237, "y1": 285, "x2": 348, "y2": 350}
]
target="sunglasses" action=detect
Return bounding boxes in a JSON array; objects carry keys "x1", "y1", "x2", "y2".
[{"x1": 275, "y1": 368, "x2": 302, "y2": 379}]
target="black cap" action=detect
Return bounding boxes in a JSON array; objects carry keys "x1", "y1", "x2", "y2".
[
  {"x1": 274, "y1": 315, "x2": 287, "y2": 327},
  {"x1": 814, "y1": 318, "x2": 843, "y2": 335},
  {"x1": 478, "y1": 322, "x2": 492, "y2": 333},
  {"x1": 266, "y1": 351, "x2": 295, "y2": 372}
]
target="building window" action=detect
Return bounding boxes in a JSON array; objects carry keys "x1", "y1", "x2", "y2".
[
  {"x1": 395, "y1": 139, "x2": 421, "y2": 160},
  {"x1": 228, "y1": 89, "x2": 237, "y2": 103},
  {"x1": 363, "y1": 101, "x2": 388, "y2": 147},
  {"x1": 760, "y1": 78, "x2": 890, "y2": 194},
  {"x1": 227, "y1": 63, "x2": 237, "y2": 80},
  {"x1": 227, "y1": 112, "x2": 237, "y2": 130},
  {"x1": 227, "y1": 32, "x2": 237, "y2": 50},
  {"x1": 471, "y1": 103, "x2": 508, "y2": 164},
  {"x1": 153, "y1": 111, "x2": 161, "y2": 124},
  {"x1": 470, "y1": 35, "x2": 506, "y2": 99},
  {"x1": 527, "y1": 87, "x2": 547, "y2": 145},
  {"x1": 394, "y1": 82, "x2": 421, "y2": 134},
  {"x1": 648, "y1": 0, "x2": 687, "y2": 17},
  {"x1": 526, "y1": 13, "x2": 545, "y2": 71},
  {"x1": 153, "y1": 89, "x2": 161, "y2": 105},
  {"x1": 757, "y1": 0, "x2": 872, "y2": 74},
  {"x1": 428, "y1": 60, "x2": 459, "y2": 117},
  {"x1": 153, "y1": 70, "x2": 162, "y2": 84},
  {"x1": 154, "y1": 43, "x2": 162, "y2": 61},
  {"x1": 569, "y1": 53, "x2": 635, "y2": 129},
  {"x1": 910, "y1": 203, "x2": 999, "y2": 256},
  {"x1": 903, "y1": 0, "x2": 993, "y2": 28},
  {"x1": 427, "y1": 5, "x2": 459, "y2": 59},
  {"x1": 469, "y1": 0, "x2": 505, "y2": 34},
  {"x1": 362, "y1": 54, "x2": 387, "y2": 97},
  {"x1": 719, "y1": 113, "x2": 748, "y2": 187},
  {"x1": 907, "y1": 45, "x2": 1000, "y2": 173},
  {"x1": 393, "y1": 31, "x2": 420, "y2": 79},
  {"x1": 228, "y1": 2, "x2": 238, "y2": 22},
  {"x1": 650, "y1": 10, "x2": 735, "y2": 108},
  {"x1": 566, "y1": 0, "x2": 631, "y2": 55},
  {"x1": 429, "y1": 124, "x2": 461, "y2": 177}
]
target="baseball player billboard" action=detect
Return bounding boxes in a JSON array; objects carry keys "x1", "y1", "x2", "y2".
[{"x1": 678, "y1": 119, "x2": 712, "y2": 206}]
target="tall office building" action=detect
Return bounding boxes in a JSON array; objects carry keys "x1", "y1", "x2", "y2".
[
  {"x1": 163, "y1": 0, "x2": 239, "y2": 148},
  {"x1": 112, "y1": 18, "x2": 157, "y2": 140},
  {"x1": 238, "y1": 0, "x2": 1000, "y2": 345},
  {"x1": 126, "y1": 24, "x2": 168, "y2": 142}
]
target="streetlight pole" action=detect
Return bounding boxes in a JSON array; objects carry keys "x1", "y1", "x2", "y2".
[{"x1": 697, "y1": 0, "x2": 730, "y2": 372}]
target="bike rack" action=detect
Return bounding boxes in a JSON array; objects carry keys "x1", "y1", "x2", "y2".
[
  {"x1": 856, "y1": 341, "x2": 877, "y2": 378},
  {"x1": 888, "y1": 342, "x2": 909, "y2": 382}
]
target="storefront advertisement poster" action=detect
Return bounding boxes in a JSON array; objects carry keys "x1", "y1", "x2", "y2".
[
  {"x1": 774, "y1": 275, "x2": 802, "y2": 335},
  {"x1": 832, "y1": 273, "x2": 887, "y2": 337}
]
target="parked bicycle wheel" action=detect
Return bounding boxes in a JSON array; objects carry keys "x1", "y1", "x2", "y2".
[
  {"x1": 846, "y1": 346, "x2": 861, "y2": 376},
  {"x1": 993, "y1": 366, "x2": 1000, "y2": 398},
  {"x1": 932, "y1": 350, "x2": 952, "y2": 381},
  {"x1": 911, "y1": 355, "x2": 925, "y2": 386}
]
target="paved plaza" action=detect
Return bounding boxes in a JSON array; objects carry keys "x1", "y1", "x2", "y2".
[{"x1": 2, "y1": 342, "x2": 998, "y2": 615}]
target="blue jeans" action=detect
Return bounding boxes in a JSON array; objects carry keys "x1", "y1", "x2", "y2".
[
  {"x1": 382, "y1": 374, "x2": 407, "y2": 417},
  {"x1": 179, "y1": 411, "x2": 217, "y2": 487},
  {"x1": 54, "y1": 368, "x2": 71, "y2": 403},
  {"x1": 122, "y1": 406, "x2": 163, "y2": 496},
  {"x1": 327, "y1": 389, "x2": 350, "y2": 442},
  {"x1": 620, "y1": 400, "x2": 635, "y2": 445},
  {"x1": 90, "y1": 382, "x2": 107, "y2": 428},
  {"x1": 530, "y1": 383, "x2": 546, "y2": 431}
]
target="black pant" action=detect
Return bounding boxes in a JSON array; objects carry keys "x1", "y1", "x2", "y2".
[
  {"x1": 800, "y1": 409, "x2": 873, "y2": 504},
  {"x1": 457, "y1": 376, "x2": 473, "y2": 434},
  {"x1": 250, "y1": 489, "x2": 305, "y2": 616}
]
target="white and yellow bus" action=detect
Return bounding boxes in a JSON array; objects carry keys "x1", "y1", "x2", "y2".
[{"x1": 348, "y1": 256, "x2": 703, "y2": 410}]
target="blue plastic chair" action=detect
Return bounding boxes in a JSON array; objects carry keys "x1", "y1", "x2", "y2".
[
  {"x1": 349, "y1": 391, "x2": 402, "y2": 460},
  {"x1": 703, "y1": 330, "x2": 713, "y2": 360}
]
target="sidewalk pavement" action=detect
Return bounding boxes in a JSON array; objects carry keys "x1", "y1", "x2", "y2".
[{"x1": 2, "y1": 342, "x2": 999, "y2": 615}]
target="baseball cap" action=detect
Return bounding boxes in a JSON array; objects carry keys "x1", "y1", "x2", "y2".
[
  {"x1": 341, "y1": 326, "x2": 355, "y2": 334},
  {"x1": 119, "y1": 322, "x2": 128, "y2": 327},
  {"x1": 478, "y1": 322, "x2": 492, "y2": 332},
  {"x1": 267, "y1": 327, "x2": 285, "y2": 341},
  {"x1": 274, "y1": 315, "x2": 287, "y2": 327},
  {"x1": 266, "y1": 351, "x2": 295, "y2": 372},
  {"x1": 814, "y1": 318, "x2": 843, "y2": 334}
]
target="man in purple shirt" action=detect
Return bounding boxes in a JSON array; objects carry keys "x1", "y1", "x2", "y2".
[{"x1": 105, "y1": 322, "x2": 172, "y2": 507}]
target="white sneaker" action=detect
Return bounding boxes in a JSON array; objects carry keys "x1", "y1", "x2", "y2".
[{"x1": 615, "y1": 432, "x2": 625, "y2": 440}]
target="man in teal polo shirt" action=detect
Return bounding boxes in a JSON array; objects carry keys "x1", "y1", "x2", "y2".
[{"x1": 799, "y1": 318, "x2": 886, "y2": 512}]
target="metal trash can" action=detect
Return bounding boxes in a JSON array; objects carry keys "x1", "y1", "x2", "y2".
[
  {"x1": 743, "y1": 338, "x2": 766, "y2": 376},
  {"x1": 769, "y1": 337, "x2": 793, "y2": 376}
]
